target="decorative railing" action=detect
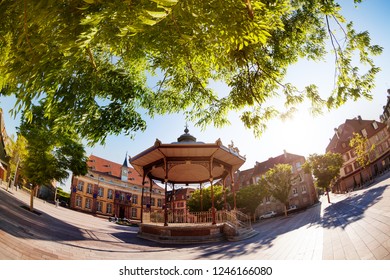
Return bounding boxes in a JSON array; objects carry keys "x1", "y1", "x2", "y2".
[{"x1": 144, "y1": 209, "x2": 252, "y2": 229}]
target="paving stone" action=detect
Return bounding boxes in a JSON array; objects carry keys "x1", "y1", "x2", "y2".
[{"x1": 2, "y1": 174, "x2": 390, "y2": 260}]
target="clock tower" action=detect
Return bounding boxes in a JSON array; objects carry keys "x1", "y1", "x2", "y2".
[{"x1": 121, "y1": 153, "x2": 129, "y2": 182}]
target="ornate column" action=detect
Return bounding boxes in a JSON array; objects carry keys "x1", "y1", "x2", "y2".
[
  {"x1": 210, "y1": 177, "x2": 216, "y2": 225},
  {"x1": 164, "y1": 178, "x2": 168, "y2": 226}
]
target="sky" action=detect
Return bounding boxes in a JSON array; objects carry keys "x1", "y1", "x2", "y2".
[{"x1": 1, "y1": 0, "x2": 389, "y2": 192}]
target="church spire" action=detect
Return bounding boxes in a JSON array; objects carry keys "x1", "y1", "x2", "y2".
[
  {"x1": 122, "y1": 152, "x2": 128, "y2": 167},
  {"x1": 121, "y1": 153, "x2": 129, "y2": 181}
]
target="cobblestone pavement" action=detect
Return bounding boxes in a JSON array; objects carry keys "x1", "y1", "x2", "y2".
[{"x1": 1, "y1": 173, "x2": 390, "y2": 260}]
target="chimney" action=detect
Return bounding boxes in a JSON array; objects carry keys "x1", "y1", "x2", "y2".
[
  {"x1": 283, "y1": 149, "x2": 287, "y2": 158},
  {"x1": 357, "y1": 115, "x2": 362, "y2": 123}
]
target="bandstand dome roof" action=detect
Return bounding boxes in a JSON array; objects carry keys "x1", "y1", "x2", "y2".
[{"x1": 130, "y1": 128, "x2": 246, "y2": 185}]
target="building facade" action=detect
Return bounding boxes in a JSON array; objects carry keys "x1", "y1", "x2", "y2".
[
  {"x1": 326, "y1": 116, "x2": 390, "y2": 193},
  {"x1": 166, "y1": 187, "x2": 195, "y2": 222},
  {"x1": 70, "y1": 154, "x2": 165, "y2": 220},
  {"x1": 226, "y1": 151, "x2": 317, "y2": 217},
  {"x1": 380, "y1": 89, "x2": 390, "y2": 130},
  {"x1": 252, "y1": 151, "x2": 317, "y2": 217}
]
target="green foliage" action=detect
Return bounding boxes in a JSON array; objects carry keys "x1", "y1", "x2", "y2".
[
  {"x1": 4, "y1": 134, "x2": 28, "y2": 180},
  {"x1": 265, "y1": 164, "x2": 293, "y2": 215},
  {"x1": 349, "y1": 132, "x2": 375, "y2": 169},
  {"x1": 303, "y1": 152, "x2": 343, "y2": 191},
  {"x1": 235, "y1": 181, "x2": 268, "y2": 219},
  {"x1": 0, "y1": 0, "x2": 382, "y2": 144},
  {"x1": 187, "y1": 185, "x2": 225, "y2": 212},
  {"x1": 56, "y1": 187, "x2": 70, "y2": 204},
  {"x1": 19, "y1": 105, "x2": 88, "y2": 188}
]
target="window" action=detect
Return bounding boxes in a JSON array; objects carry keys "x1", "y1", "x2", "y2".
[
  {"x1": 85, "y1": 198, "x2": 91, "y2": 209},
  {"x1": 361, "y1": 129, "x2": 368, "y2": 137},
  {"x1": 76, "y1": 196, "x2": 82, "y2": 207},
  {"x1": 97, "y1": 201, "x2": 103, "y2": 212},
  {"x1": 120, "y1": 193, "x2": 125, "y2": 201},
  {"x1": 372, "y1": 121, "x2": 379, "y2": 130},
  {"x1": 107, "y1": 189, "x2": 113, "y2": 199},
  {"x1": 295, "y1": 162, "x2": 302, "y2": 171},
  {"x1": 343, "y1": 153, "x2": 350, "y2": 161},
  {"x1": 132, "y1": 194, "x2": 138, "y2": 204},
  {"x1": 302, "y1": 185, "x2": 307, "y2": 193},
  {"x1": 87, "y1": 183, "x2": 93, "y2": 194},
  {"x1": 353, "y1": 161, "x2": 361, "y2": 170},
  {"x1": 77, "y1": 181, "x2": 84, "y2": 192},
  {"x1": 142, "y1": 196, "x2": 149, "y2": 205},
  {"x1": 98, "y1": 187, "x2": 104, "y2": 197},
  {"x1": 292, "y1": 188, "x2": 298, "y2": 196},
  {"x1": 157, "y1": 199, "x2": 162, "y2": 207},
  {"x1": 344, "y1": 165, "x2": 353, "y2": 174},
  {"x1": 151, "y1": 198, "x2": 155, "y2": 207},
  {"x1": 378, "y1": 145, "x2": 383, "y2": 155},
  {"x1": 106, "y1": 203, "x2": 112, "y2": 214},
  {"x1": 131, "y1": 208, "x2": 137, "y2": 218},
  {"x1": 265, "y1": 196, "x2": 271, "y2": 203}
]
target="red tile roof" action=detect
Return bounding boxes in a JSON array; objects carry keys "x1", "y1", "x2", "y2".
[
  {"x1": 87, "y1": 154, "x2": 162, "y2": 189},
  {"x1": 253, "y1": 152, "x2": 304, "y2": 175}
]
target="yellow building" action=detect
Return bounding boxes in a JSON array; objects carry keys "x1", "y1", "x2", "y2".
[{"x1": 70, "y1": 154, "x2": 165, "y2": 220}]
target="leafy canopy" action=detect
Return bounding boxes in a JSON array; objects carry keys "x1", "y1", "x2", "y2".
[
  {"x1": 264, "y1": 163, "x2": 293, "y2": 215},
  {"x1": 19, "y1": 105, "x2": 88, "y2": 187},
  {"x1": 4, "y1": 134, "x2": 28, "y2": 180},
  {"x1": 187, "y1": 185, "x2": 225, "y2": 212},
  {"x1": 235, "y1": 180, "x2": 268, "y2": 218},
  {"x1": 349, "y1": 132, "x2": 376, "y2": 169},
  {"x1": 0, "y1": 0, "x2": 382, "y2": 144},
  {"x1": 303, "y1": 152, "x2": 343, "y2": 191}
]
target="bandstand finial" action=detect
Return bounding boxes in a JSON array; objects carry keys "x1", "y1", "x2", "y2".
[{"x1": 184, "y1": 122, "x2": 189, "y2": 134}]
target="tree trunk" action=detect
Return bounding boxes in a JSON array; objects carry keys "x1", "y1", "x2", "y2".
[
  {"x1": 29, "y1": 186, "x2": 36, "y2": 212},
  {"x1": 326, "y1": 187, "x2": 331, "y2": 203}
]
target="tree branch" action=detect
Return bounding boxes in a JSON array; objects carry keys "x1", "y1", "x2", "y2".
[
  {"x1": 87, "y1": 47, "x2": 98, "y2": 71},
  {"x1": 23, "y1": 0, "x2": 33, "y2": 50},
  {"x1": 244, "y1": 0, "x2": 254, "y2": 20}
]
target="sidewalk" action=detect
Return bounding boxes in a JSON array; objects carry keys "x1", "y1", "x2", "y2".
[
  {"x1": 320, "y1": 176, "x2": 390, "y2": 260},
  {"x1": 1, "y1": 178, "x2": 390, "y2": 260}
]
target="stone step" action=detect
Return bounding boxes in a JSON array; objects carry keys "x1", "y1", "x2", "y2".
[{"x1": 226, "y1": 228, "x2": 259, "y2": 242}]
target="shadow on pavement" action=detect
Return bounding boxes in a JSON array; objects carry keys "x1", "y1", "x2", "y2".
[
  {"x1": 0, "y1": 188, "x2": 194, "y2": 252},
  {"x1": 321, "y1": 184, "x2": 388, "y2": 230},
  {"x1": 0, "y1": 189, "x2": 85, "y2": 242},
  {"x1": 193, "y1": 204, "x2": 321, "y2": 259}
]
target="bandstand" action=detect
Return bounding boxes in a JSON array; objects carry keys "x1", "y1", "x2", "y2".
[{"x1": 130, "y1": 127, "x2": 258, "y2": 243}]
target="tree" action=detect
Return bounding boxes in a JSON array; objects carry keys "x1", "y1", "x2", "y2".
[
  {"x1": 265, "y1": 164, "x2": 293, "y2": 217},
  {"x1": 19, "y1": 105, "x2": 88, "y2": 211},
  {"x1": 235, "y1": 180, "x2": 268, "y2": 221},
  {"x1": 187, "y1": 185, "x2": 225, "y2": 212},
  {"x1": 349, "y1": 132, "x2": 376, "y2": 183},
  {"x1": 4, "y1": 134, "x2": 28, "y2": 191},
  {"x1": 0, "y1": 0, "x2": 382, "y2": 144},
  {"x1": 303, "y1": 152, "x2": 343, "y2": 203}
]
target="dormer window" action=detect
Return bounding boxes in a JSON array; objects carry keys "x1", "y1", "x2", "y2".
[{"x1": 372, "y1": 121, "x2": 379, "y2": 130}]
